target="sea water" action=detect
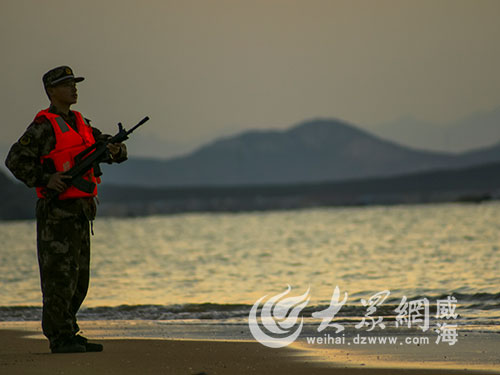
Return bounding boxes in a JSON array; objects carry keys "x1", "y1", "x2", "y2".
[{"x1": 0, "y1": 202, "x2": 499, "y2": 332}]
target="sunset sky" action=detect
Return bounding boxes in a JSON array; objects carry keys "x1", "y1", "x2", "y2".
[{"x1": 1, "y1": 0, "x2": 500, "y2": 158}]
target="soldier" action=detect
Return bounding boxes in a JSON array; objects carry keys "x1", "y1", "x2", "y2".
[{"x1": 5, "y1": 66, "x2": 127, "y2": 353}]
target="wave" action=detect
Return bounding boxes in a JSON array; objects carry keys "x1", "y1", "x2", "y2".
[{"x1": 1, "y1": 291, "x2": 499, "y2": 322}]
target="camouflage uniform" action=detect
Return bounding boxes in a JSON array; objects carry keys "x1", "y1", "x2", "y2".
[{"x1": 5, "y1": 105, "x2": 126, "y2": 349}]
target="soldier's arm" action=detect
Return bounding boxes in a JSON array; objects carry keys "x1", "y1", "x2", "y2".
[
  {"x1": 5, "y1": 121, "x2": 56, "y2": 188},
  {"x1": 91, "y1": 125, "x2": 128, "y2": 164}
]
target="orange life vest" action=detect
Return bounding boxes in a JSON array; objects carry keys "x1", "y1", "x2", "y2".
[{"x1": 35, "y1": 108, "x2": 100, "y2": 199}]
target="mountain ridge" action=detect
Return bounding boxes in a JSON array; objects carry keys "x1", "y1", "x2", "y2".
[
  {"x1": 371, "y1": 106, "x2": 500, "y2": 152},
  {"x1": 101, "y1": 118, "x2": 499, "y2": 187}
]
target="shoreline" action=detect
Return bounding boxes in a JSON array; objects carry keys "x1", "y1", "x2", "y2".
[
  {"x1": 3, "y1": 198, "x2": 499, "y2": 224},
  {"x1": 1, "y1": 321, "x2": 499, "y2": 374},
  {"x1": 3, "y1": 164, "x2": 500, "y2": 221}
]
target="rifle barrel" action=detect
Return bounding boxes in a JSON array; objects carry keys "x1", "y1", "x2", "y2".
[{"x1": 127, "y1": 116, "x2": 150, "y2": 134}]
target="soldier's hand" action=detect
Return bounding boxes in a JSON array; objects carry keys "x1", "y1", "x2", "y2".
[
  {"x1": 47, "y1": 172, "x2": 72, "y2": 192},
  {"x1": 107, "y1": 143, "x2": 123, "y2": 160}
]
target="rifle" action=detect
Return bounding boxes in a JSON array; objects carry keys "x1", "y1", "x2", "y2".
[{"x1": 46, "y1": 116, "x2": 150, "y2": 199}]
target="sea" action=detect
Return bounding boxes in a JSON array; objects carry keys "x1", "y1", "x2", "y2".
[{"x1": 1, "y1": 201, "x2": 499, "y2": 337}]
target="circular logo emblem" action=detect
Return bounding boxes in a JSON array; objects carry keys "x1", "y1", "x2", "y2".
[{"x1": 248, "y1": 285, "x2": 310, "y2": 348}]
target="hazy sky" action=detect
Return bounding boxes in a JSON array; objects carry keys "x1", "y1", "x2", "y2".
[{"x1": 2, "y1": 0, "x2": 500, "y2": 158}]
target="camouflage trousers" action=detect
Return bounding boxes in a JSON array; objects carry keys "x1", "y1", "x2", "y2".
[{"x1": 36, "y1": 197, "x2": 96, "y2": 347}]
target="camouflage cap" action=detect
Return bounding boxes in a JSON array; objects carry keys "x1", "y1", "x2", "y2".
[{"x1": 42, "y1": 66, "x2": 84, "y2": 88}]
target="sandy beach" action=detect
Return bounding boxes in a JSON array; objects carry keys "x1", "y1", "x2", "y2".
[{"x1": 1, "y1": 323, "x2": 499, "y2": 375}]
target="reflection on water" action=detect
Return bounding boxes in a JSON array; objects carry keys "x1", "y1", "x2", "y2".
[{"x1": 0, "y1": 202, "x2": 499, "y2": 309}]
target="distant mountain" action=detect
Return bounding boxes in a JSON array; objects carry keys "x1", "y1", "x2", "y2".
[
  {"x1": 101, "y1": 118, "x2": 500, "y2": 187},
  {"x1": 0, "y1": 169, "x2": 35, "y2": 220},
  {"x1": 371, "y1": 106, "x2": 500, "y2": 152},
  {"x1": 457, "y1": 141, "x2": 500, "y2": 165},
  {"x1": 0, "y1": 141, "x2": 12, "y2": 176}
]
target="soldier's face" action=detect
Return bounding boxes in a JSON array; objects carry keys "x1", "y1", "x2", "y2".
[{"x1": 48, "y1": 80, "x2": 78, "y2": 105}]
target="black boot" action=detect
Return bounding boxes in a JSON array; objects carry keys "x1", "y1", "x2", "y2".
[
  {"x1": 74, "y1": 334, "x2": 104, "y2": 352},
  {"x1": 51, "y1": 337, "x2": 86, "y2": 353}
]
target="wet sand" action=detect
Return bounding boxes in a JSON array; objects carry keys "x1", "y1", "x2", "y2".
[{"x1": 1, "y1": 327, "x2": 499, "y2": 375}]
